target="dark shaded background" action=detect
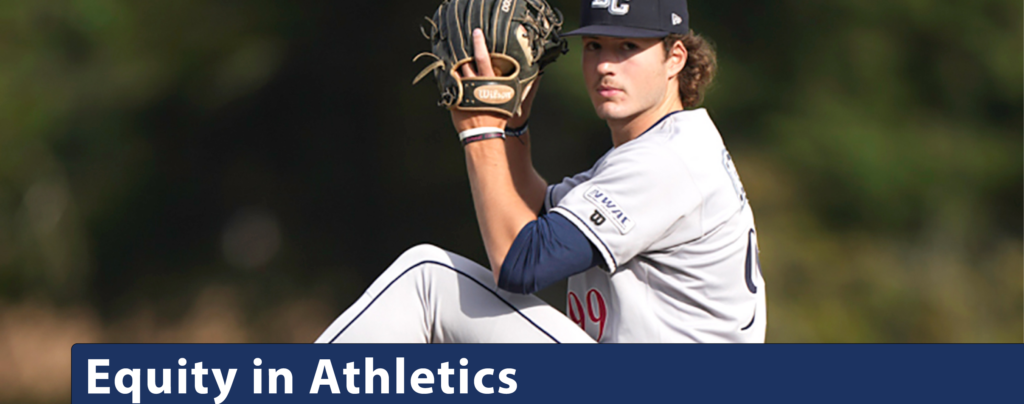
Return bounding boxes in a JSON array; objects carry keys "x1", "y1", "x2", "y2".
[{"x1": 0, "y1": 1, "x2": 1021, "y2": 401}]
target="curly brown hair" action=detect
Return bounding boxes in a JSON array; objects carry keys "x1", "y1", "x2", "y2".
[{"x1": 663, "y1": 32, "x2": 717, "y2": 108}]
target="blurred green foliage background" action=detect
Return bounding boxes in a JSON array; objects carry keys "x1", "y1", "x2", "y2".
[{"x1": 0, "y1": 0, "x2": 1020, "y2": 401}]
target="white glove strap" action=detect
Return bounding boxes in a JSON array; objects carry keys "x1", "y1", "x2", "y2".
[{"x1": 458, "y1": 127, "x2": 505, "y2": 142}]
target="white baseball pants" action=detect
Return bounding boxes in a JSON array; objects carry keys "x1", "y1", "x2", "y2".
[{"x1": 315, "y1": 244, "x2": 595, "y2": 343}]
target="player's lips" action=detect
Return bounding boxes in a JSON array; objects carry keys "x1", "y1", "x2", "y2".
[{"x1": 596, "y1": 85, "x2": 622, "y2": 98}]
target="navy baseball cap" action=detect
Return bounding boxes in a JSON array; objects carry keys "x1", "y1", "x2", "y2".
[{"x1": 564, "y1": 0, "x2": 689, "y2": 38}]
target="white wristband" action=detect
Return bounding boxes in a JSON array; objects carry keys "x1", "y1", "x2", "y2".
[{"x1": 458, "y1": 126, "x2": 505, "y2": 141}]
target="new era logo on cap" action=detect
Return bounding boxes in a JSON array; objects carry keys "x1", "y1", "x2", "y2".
[{"x1": 566, "y1": 0, "x2": 689, "y2": 38}]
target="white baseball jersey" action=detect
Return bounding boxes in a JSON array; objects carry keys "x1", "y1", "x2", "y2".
[{"x1": 546, "y1": 108, "x2": 767, "y2": 343}]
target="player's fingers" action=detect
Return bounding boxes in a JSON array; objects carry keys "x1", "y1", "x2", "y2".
[
  {"x1": 525, "y1": 76, "x2": 542, "y2": 99},
  {"x1": 471, "y1": 29, "x2": 494, "y2": 78},
  {"x1": 461, "y1": 63, "x2": 476, "y2": 78}
]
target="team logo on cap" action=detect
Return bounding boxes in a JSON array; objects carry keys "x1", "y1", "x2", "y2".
[
  {"x1": 591, "y1": 0, "x2": 629, "y2": 16},
  {"x1": 671, "y1": 13, "x2": 683, "y2": 26}
]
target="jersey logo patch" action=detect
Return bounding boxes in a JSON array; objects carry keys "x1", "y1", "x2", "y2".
[{"x1": 584, "y1": 186, "x2": 634, "y2": 234}]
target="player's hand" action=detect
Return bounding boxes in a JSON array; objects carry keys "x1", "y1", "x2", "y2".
[
  {"x1": 451, "y1": 29, "x2": 508, "y2": 133},
  {"x1": 508, "y1": 76, "x2": 541, "y2": 129}
]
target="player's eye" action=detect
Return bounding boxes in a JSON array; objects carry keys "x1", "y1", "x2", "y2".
[
  {"x1": 584, "y1": 41, "x2": 601, "y2": 51},
  {"x1": 621, "y1": 42, "x2": 639, "y2": 51}
]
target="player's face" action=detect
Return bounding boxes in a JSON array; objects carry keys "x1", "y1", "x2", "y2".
[{"x1": 581, "y1": 36, "x2": 673, "y2": 122}]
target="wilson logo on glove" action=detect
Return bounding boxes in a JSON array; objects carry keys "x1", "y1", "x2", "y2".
[{"x1": 474, "y1": 85, "x2": 515, "y2": 104}]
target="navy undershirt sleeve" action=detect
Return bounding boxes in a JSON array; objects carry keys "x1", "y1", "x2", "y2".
[{"x1": 498, "y1": 213, "x2": 603, "y2": 294}]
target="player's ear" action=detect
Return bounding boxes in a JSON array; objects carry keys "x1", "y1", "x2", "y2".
[{"x1": 666, "y1": 39, "x2": 687, "y2": 79}]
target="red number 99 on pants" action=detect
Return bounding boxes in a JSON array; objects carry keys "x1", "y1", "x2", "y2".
[{"x1": 567, "y1": 289, "x2": 607, "y2": 341}]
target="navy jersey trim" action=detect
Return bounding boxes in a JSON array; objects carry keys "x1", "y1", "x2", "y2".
[
  {"x1": 741, "y1": 309, "x2": 756, "y2": 331},
  {"x1": 327, "y1": 260, "x2": 561, "y2": 343},
  {"x1": 545, "y1": 184, "x2": 556, "y2": 213},
  {"x1": 635, "y1": 110, "x2": 687, "y2": 141}
]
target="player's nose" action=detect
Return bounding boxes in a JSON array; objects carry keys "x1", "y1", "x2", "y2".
[{"x1": 596, "y1": 58, "x2": 616, "y2": 75}]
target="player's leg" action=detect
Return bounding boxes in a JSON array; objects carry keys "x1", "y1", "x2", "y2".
[{"x1": 314, "y1": 244, "x2": 594, "y2": 343}]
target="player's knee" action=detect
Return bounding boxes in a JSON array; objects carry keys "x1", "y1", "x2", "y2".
[
  {"x1": 396, "y1": 243, "x2": 451, "y2": 265},
  {"x1": 372, "y1": 244, "x2": 454, "y2": 287},
  {"x1": 385, "y1": 244, "x2": 490, "y2": 285}
]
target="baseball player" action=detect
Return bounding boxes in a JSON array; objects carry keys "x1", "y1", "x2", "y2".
[{"x1": 316, "y1": 0, "x2": 766, "y2": 343}]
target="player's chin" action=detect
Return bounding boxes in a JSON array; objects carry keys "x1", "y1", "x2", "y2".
[
  {"x1": 591, "y1": 102, "x2": 630, "y2": 121},
  {"x1": 589, "y1": 98, "x2": 611, "y2": 116}
]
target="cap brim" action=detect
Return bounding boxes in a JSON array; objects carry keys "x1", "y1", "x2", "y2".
[{"x1": 562, "y1": 25, "x2": 669, "y2": 38}]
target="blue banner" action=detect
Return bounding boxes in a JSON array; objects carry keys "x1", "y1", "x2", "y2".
[{"x1": 72, "y1": 344, "x2": 1022, "y2": 403}]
